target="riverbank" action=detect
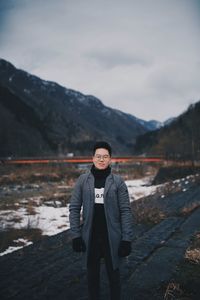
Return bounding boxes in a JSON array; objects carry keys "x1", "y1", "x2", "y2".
[
  {"x1": 0, "y1": 164, "x2": 199, "y2": 256},
  {"x1": 0, "y1": 183, "x2": 199, "y2": 299}
]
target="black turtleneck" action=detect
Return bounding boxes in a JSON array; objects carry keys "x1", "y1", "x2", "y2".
[{"x1": 91, "y1": 165, "x2": 111, "y2": 239}]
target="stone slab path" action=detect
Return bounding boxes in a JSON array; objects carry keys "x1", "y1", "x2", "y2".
[{"x1": 0, "y1": 186, "x2": 200, "y2": 300}]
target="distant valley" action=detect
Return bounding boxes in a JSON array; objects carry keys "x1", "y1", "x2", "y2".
[
  {"x1": 0, "y1": 58, "x2": 199, "y2": 159},
  {"x1": 0, "y1": 59, "x2": 160, "y2": 157}
]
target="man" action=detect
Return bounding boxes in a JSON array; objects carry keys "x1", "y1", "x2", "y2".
[{"x1": 69, "y1": 141, "x2": 134, "y2": 300}]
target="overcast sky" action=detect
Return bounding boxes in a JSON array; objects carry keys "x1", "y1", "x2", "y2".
[{"x1": 0, "y1": 0, "x2": 200, "y2": 121}]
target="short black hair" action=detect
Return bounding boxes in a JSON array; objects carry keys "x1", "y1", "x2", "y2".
[{"x1": 93, "y1": 141, "x2": 112, "y2": 156}]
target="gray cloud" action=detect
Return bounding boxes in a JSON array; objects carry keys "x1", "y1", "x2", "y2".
[
  {"x1": 0, "y1": 0, "x2": 200, "y2": 121},
  {"x1": 86, "y1": 50, "x2": 152, "y2": 69}
]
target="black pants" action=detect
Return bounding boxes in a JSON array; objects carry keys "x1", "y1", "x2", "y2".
[{"x1": 87, "y1": 236, "x2": 121, "y2": 300}]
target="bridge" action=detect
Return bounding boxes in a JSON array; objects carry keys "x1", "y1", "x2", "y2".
[{"x1": 1, "y1": 156, "x2": 165, "y2": 165}]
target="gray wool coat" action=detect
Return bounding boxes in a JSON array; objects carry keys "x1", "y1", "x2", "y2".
[{"x1": 69, "y1": 171, "x2": 134, "y2": 270}]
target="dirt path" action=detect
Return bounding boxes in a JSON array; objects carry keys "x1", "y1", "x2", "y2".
[{"x1": 0, "y1": 186, "x2": 200, "y2": 300}]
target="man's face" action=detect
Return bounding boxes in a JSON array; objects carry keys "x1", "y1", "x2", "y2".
[{"x1": 93, "y1": 148, "x2": 111, "y2": 170}]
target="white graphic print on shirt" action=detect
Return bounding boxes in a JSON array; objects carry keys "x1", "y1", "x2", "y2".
[{"x1": 95, "y1": 188, "x2": 104, "y2": 204}]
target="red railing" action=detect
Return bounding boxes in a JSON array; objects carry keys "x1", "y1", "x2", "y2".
[{"x1": 2, "y1": 156, "x2": 165, "y2": 164}]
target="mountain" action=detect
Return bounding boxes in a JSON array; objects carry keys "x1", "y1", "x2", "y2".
[
  {"x1": 163, "y1": 117, "x2": 176, "y2": 127},
  {"x1": 0, "y1": 59, "x2": 157, "y2": 157},
  {"x1": 134, "y1": 101, "x2": 200, "y2": 160},
  {"x1": 136, "y1": 118, "x2": 163, "y2": 131},
  {"x1": 137, "y1": 117, "x2": 175, "y2": 131}
]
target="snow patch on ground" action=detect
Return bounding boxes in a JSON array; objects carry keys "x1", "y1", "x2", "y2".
[
  {"x1": 0, "y1": 239, "x2": 33, "y2": 256},
  {"x1": 1, "y1": 173, "x2": 198, "y2": 256},
  {"x1": 126, "y1": 177, "x2": 160, "y2": 201},
  {"x1": 0, "y1": 203, "x2": 69, "y2": 236}
]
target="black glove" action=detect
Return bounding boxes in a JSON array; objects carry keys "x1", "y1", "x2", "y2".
[
  {"x1": 72, "y1": 237, "x2": 86, "y2": 252},
  {"x1": 118, "y1": 241, "x2": 131, "y2": 257}
]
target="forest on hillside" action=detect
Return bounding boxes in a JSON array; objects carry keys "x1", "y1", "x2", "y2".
[{"x1": 135, "y1": 101, "x2": 200, "y2": 163}]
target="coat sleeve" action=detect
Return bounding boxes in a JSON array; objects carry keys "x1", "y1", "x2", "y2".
[
  {"x1": 117, "y1": 177, "x2": 134, "y2": 241},
  {"x1": 69, "y1": 174, "x2": 85, "y2": 239}
]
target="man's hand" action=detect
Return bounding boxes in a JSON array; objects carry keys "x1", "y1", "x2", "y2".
[
  {"x1": 72, "y1": 237, "x2": 86, "y2": 252},
  {"x1": 118, "y1": 241, "x2": 131, "y2": 257}
]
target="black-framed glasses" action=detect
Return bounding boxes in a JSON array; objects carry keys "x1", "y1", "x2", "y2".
[{"x1": 94, "y1": 154, "x2": 110, "y2": 161}]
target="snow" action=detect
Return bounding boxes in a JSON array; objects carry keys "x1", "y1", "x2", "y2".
[
  {"x1": 0, "y1": 177, "x2": 159, "y2": 256},
  {"x1": 42, "y1": 80, "x2": 49, "y2": 86},
  {"x1": 126, "y1": 177, "x2": 160, "y2": 200},
  {"x1": 9, "y1": 74, "x2": 15, "y2": 82},
  {"x1": 0, "y1": 239, "x2": 33, "y2": 256},
  {"x1": 27, "y1": 205, "x2": 69, "y2": 236},
  {"x1": 0, "y1": 203, "x2": 69, "y2": 236},
  {"x1": 101, "y1": 107, "x2": 111, "y2": 116},
  {"x1": 0, "y1": 173, "x2": 198, "y2": 256}
]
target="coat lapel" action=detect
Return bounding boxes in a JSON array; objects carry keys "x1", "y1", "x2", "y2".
[
  {"x1": 104, "y1": 174, "x2": 113, "y2": 199},
  {"x1": 87, "y1": 172, "x2": 95, "y2": 202}
]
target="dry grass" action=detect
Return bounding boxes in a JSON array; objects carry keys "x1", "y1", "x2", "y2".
[
  {"x1": 132, "y1": 171, "x2": 200, "y2": 224},
  {"x1": 132, "y1": 202, "x2": 166, "y2": 225},
  {"x1": 8, "y1": 216, "x2": 23, "y2": 223},
  {"x1": 164, "y1": 281, "x2": 183, "y2": 300},
  {"x1": 26, "y1": 202, "x2": 37, "y2": 215},
  {"x1": 113, "y1": 163, "x2": 159, "y2": 181},
  {"x1": 182, "y1": 202, "x2": 200, "y2": 216},
  {"x1": 163, "y1": 232, "x2": 200, "y2": 300},
  {"x1": 185, "y1": 232, "x2": 200, "y2": 264},
  {"x1": 185, "y1": 248, "x2": 200, "y2": 264},
  {"x1": 0, "y1": 163, "x2": 81, "y2": 185},
  {"x1": 0, "y1": 228, "x2": 43, "y2": 252}
]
